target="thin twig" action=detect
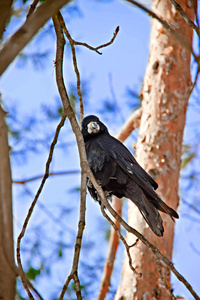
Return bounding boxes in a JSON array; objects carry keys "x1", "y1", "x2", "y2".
[
  {"x1": 190, "y1": 63, "x2": 200, "y2": 94},
  {"x1": 182, "y1": 198, "x2": 200, "y2": 215},
  {"x1": 23, "y1": 185, "x2": 75, "y2": 235},
  {"x1": 53, "y1": 13, "x2": 88, "y2": 300},
  {"x1": 194, "y1": 1, "x2": 200, "y2": 52},
  {"x1": 95, "y1": 26, "x2": 119, "y2": 51},
  {"x1": 13, "y1": 170, "x2": 80, "y2": 184},
  {"x1": 73, "y1": 272, "x2": 82, "y2": 300},
  {"x1": 61, "y1": 25, "x2": 119, "y2": 55},
  {"x1": 100, "y1": 203, "x2": 141, "y2": 277},
  {"x1": 125, "y1": 0, "x2": 198, "y2": 61},
  {"x1": 57, "y1": 11, "x2": 84, "y2": 123},
  {"x1": 169, "y1": 0, "x2": 200, "y2": 37},
  {"x1": 16, "y1": 115, "x2": 66, "y2": 299},
  {"x1": 27, "y1": 0, "x2": 39, "y2": 19},
  {"x1": 56, "y1": 11, "x2": 119, "y2": 124},
  {"x1": 155, "y1": 256, "x2": 176, "y2": 300},
  {"x1": 25, "y1": 273, "x2": 44, "y2": 300},
  {"x1": 59, "y1": 275, "x2": 73, "y2": 299},
  {"x1": 117, "y1": 107, "x2": 142, "y2": 142}
]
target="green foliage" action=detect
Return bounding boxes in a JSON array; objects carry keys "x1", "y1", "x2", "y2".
[
  {"x1": 69, "y1": 93, "x2": 77, "y2": 113},
  {"x1": 42, "y1": 100, "x2": 63, "y2": 120},
  {"x1": 181, "y1": 152, "x2": 196, "y2": 169},
  {"x1": 181, "y1": 144, "x2": 196, "y2": 169},
  {"x1": 17, "y1": 51, "x2": 50, "y2": 69},
  {"x1": 26, "y1": 266, "x2": 41, "y2": 280}
]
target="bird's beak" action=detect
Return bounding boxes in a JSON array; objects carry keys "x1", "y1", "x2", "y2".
[
  {"x1": 87, "y1": 122, "x2": 100, "y2": 134},
  {"x1": 91, "y1": 123, "x2": 98, "y2": 129}
]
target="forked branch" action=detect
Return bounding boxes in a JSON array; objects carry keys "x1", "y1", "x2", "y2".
[{"x1": 56, "y1": 11, "x2": 119, "y2": 123}]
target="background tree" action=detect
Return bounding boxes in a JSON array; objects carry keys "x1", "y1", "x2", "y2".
[
  {"x1": 115, "y1": 0, "x2": 195, "y2": 299},
  {"x1": 0, "y1": 104, "x2": 15, "y2": 300}
]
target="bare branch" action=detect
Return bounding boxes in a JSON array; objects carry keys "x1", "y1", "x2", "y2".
[
  {"x1": 15, "y1": 264, "x2": 44, "y2": 300},
  {"x1": 52, "y1": 11, "x2": 199, "y2": 298},
  {"x1": 57, "y1": 11, "x2": 84, "y2": 123},
  {"x1": 26, "y1": 0, "x2": 39, "y2": 19},
  {"x1": 87, "y1": 168, "x2": 200, "y2": 300},
  {"x1": 16, "y1": 115, "x2": 66, "y2": 299},
  {"x1": 95, "y1": 26, "x2": 120, "y2": 52},
  {"x1": 155, "y1": 256, "x2": 176, "y2": 300},
  {"x1": 97, "y1": 196, "x2": 121, "y2": 300},
  {"x1": 73, "y1": 26, "x2": 119, "y2": 55},
  {"x1": 100, "y1": 204, "x2": 141, "y2": 277},
  {"x1": 0, "y1": 0, "x2": 71, "y2": 76},
  {"x1": 23, "y1": 185, "x2": 75, "y2": 235},
  {"x1": 125, "y1": 0, "x2": 197, "y2": 61},
  {"x1": 190, "y1": 63, "x2": 200, "y2": 94},
  {"x1": 13, "y1": 170, "x2": 80, "y2": 184},
  {"x1": 116, "y1": 107, "x2": 142, "y2": 142},
  {"x1": 53, "y1": 13, "x2": 88, "y2": 299},
  {"x1": 194, "y1": 1, "x2": 200, "y2": 52},
  {"x1": 169, "y1": 0, "x2": 200, "y2": 37},
  {"x1": 0, "y1": 0, "x2": 13, "y2": 39},
  {"x1": 59, "y1": 275, "x2": 73, "y2": 300},
  {"x1": 56, "y1": 11, "x2": 119, "y2": 124},
  {"x1": 182, "y1": 198, "x2": 200, "y2": 215}
]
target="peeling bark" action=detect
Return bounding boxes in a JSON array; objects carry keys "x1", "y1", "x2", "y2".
[
  {"x1": 115, "y1": 1, "x2": 194, "y2": 299},
  {"x1": 0, "y1": 105, "x2": 15, "y2": 299}
]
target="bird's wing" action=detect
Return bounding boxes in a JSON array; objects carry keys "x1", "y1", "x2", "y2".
[
  {"x1": 96, "y1": 134, "x2": 179, "y2": 220},
  {"x1": 97, "y1": 133, "x2": 158, "y2": 191}
]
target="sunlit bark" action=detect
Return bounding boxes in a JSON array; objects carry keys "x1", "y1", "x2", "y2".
[{"x1": 115, "y1": 0, "x2": 194, "y2": 299}]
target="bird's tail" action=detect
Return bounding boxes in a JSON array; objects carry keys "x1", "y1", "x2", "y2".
[
  {"x1": 127, "y1": 189, "x2": 164, "y2": 237},
  {"x1": 144, "y1": 191, "x2": 179, "y2": 221}
]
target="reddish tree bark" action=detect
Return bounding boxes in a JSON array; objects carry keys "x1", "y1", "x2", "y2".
[{"x1": 115, "y1": 0, "x2": 194, "y2": 299}]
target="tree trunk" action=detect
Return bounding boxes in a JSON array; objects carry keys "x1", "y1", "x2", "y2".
[
  {"x1": 0, "y1": 104, "x2": 15, "y2": 300},
  {"x1": 115, "y1": 0, "x2": 194, "y2": 299}
]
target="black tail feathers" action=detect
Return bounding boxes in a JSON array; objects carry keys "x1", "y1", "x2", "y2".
[
  {"x1": 145, "y1": 192, "x2": 179, "y2": 221},
  {"x1": 129, "y1": 189, "x2": 179, "y2": 237},
  {"x1": 136, "y1": 193, "x2": 164, "y2": 237}
]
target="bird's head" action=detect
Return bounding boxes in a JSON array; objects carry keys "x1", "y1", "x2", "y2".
[{"x1": 82, "y1": 115, "x2": 108, "y2": 140}]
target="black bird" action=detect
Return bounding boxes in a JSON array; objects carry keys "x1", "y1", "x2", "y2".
[{"x1": 82, "y1": 115, "x2": 179, "y2": 237}]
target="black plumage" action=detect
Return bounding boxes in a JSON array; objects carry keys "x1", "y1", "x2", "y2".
[{"x1": 82, "y1": 115, "x2": 179, "y2": 237}]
